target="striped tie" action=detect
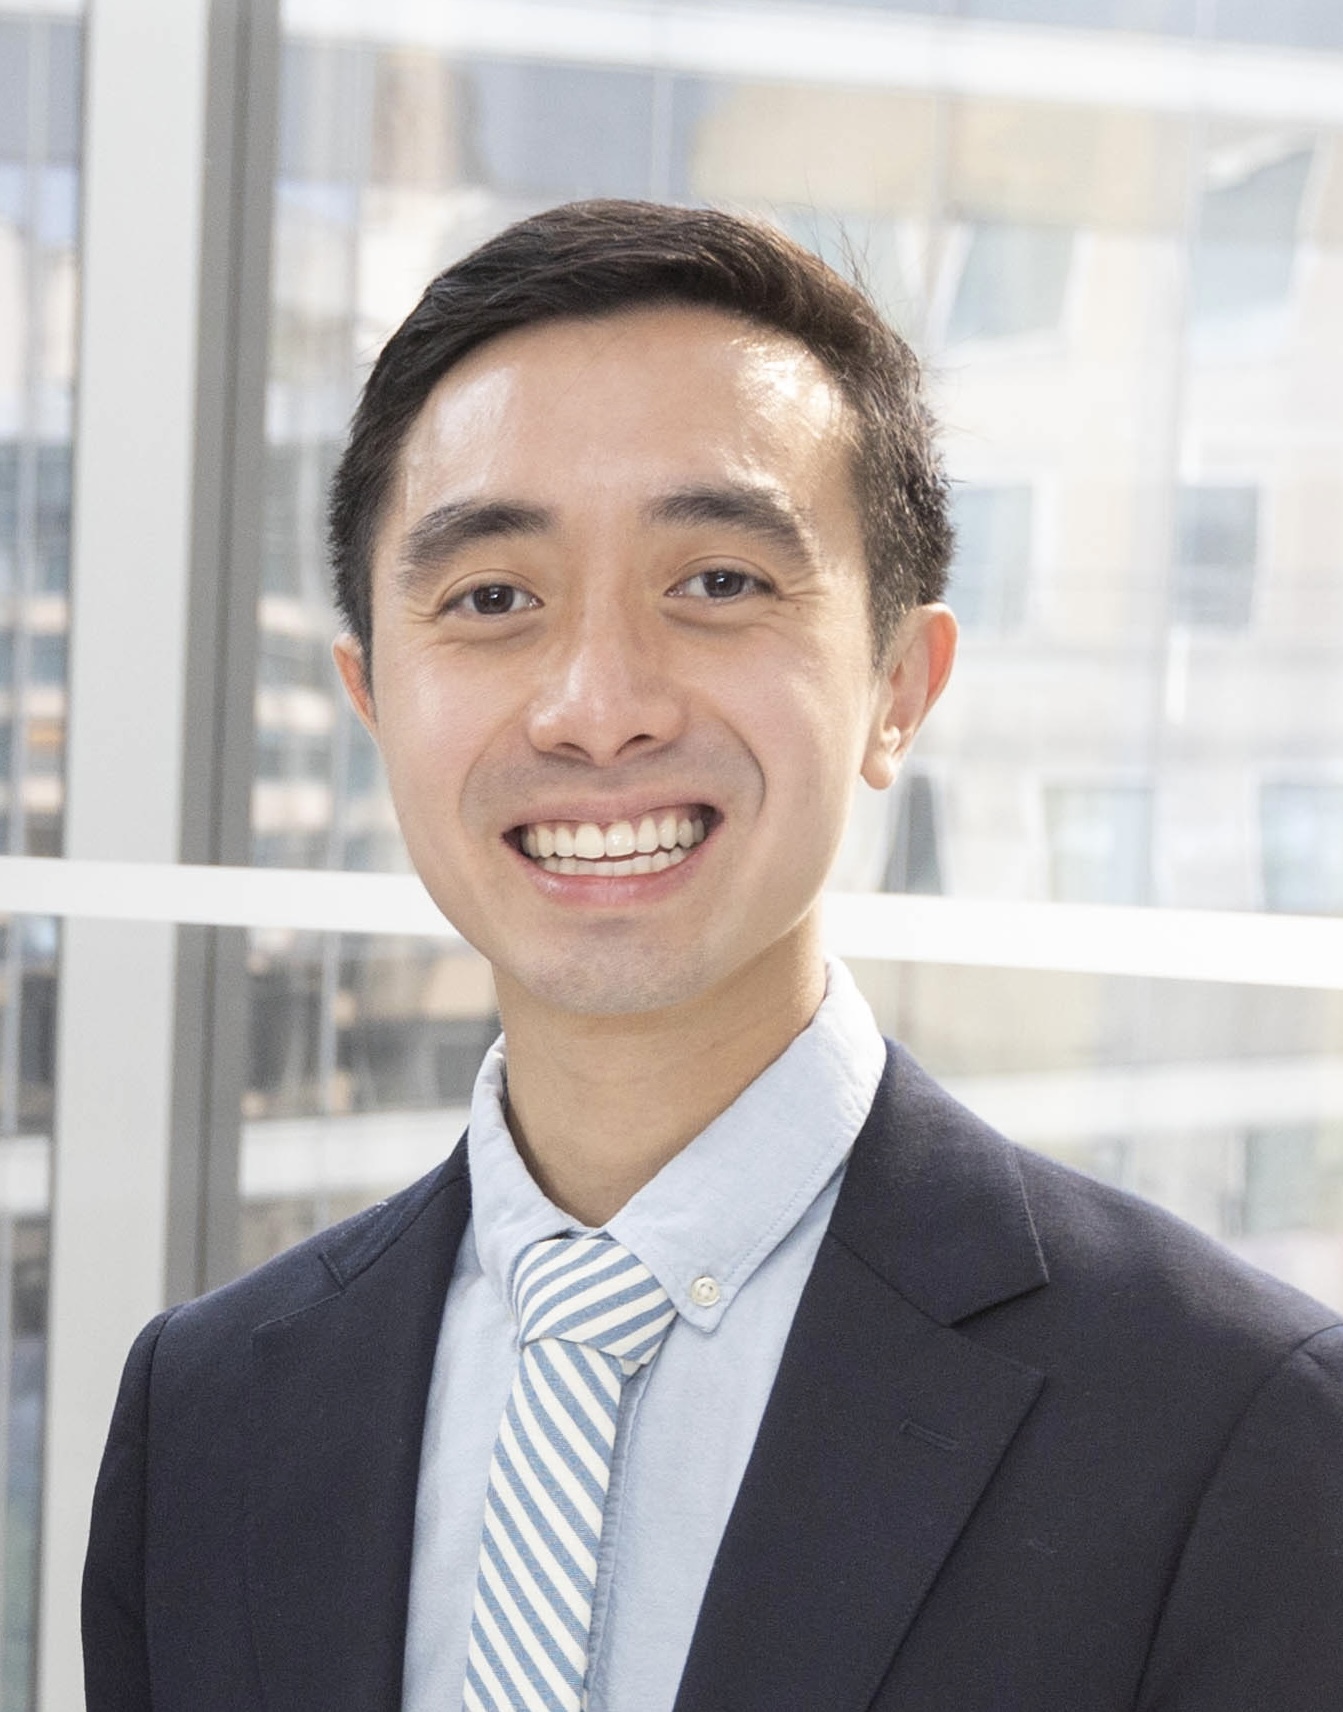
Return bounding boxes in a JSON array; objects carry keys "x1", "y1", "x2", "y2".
[{"x1": 463, "y1": 1234, "x2": 677, "y2": 1712}]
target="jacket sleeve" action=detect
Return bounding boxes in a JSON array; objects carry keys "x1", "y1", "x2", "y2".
[
  {"x1": 1137, "y1": 1321, "x2": 1343, "y2": 1711},
  {"x1": 82, "y1": 1312, "x2": 172, "y2": 1712}
]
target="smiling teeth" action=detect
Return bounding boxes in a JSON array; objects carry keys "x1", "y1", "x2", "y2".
[{"x1": 520, "y1": 810, "x2": 707, "y2": 872}]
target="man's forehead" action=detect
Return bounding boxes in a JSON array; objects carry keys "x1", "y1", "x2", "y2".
[
  {"x1": 385, "y1": 303, "x2": 855, "y2": 528},
  {"x1": 405, "y1": 303, "x2": 847, "y2": 444}
]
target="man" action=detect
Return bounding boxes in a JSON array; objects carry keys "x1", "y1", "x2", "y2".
[{"x1": 84, "y1": 202, "x2": 1343, "y2": 1711}]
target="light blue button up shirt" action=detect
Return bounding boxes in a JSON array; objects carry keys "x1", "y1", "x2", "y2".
[{"x1": 403, "y1": 959, "x2": 887, "y2": 1712}]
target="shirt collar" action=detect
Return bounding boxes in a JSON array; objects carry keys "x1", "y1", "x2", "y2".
[{"x1": 466, "y1": 957, "x2": 886, "y2": 1333}]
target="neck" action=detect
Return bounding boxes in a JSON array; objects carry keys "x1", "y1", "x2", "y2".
[{"x1": 495, "y1": 928, "x2": 827, "y2": 1227}]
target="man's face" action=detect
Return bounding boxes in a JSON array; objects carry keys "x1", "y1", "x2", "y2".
[{"x1": 338, "y1": 304, "x2": 948, "y2": 1023}]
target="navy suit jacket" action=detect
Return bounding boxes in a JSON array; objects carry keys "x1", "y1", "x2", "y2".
[{"x1": 84, "y1": 1046, "x2": 1343, "y2": 1709}]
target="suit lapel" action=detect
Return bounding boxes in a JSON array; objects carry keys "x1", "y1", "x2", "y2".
[
  {"x1": 246, "y1": 1146, "x2": 470, "y2": 1711},
  {"x1": 675, "y1": 1047, "x2": 1049, "y2": 1712}
]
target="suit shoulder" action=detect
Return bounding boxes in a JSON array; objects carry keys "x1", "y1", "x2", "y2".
[
  {"x1": 876, "y1": 1042, "x2": 1339, "y2": 1363},
  {"x1": 153, "y1": 1143, "x2": 468, "y2": 1366},
  {"x1": 987, "y1": 1134, "x2": 1342, "y2": 1429}
]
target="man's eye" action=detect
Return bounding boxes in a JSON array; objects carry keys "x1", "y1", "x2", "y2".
[
  {"x1": 450, "y1": 583, "x2": 536, "y2": 616},
  {"x1": 676, "y1": 568, "x2": 765, "y2": 600}
]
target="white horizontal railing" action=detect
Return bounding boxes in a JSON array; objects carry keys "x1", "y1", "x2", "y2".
[
  {"x1": 2, "y1": 854, "x2": 1341, "y2": 990},
  {"x1": 285, "y1": 0, "x2": 1343, "y2": 127}
]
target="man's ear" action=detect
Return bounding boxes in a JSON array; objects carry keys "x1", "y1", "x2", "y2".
[
  {"x1": 333, "y1": 633, "x2": 377, "y2": 737},
  {"x1": 861, "y1": 603, "x2": 958, "y2": 791}
]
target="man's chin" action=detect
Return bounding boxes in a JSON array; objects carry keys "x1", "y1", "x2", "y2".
[{"x1": 492, "y1": 947, "x2": 723, "y2": 1024}]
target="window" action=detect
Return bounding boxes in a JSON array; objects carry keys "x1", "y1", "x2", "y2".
[
  {"x1": 464, "y1": 61, "x2": 658, "y2": 201},
  {"x1": 23, "y1": 717, "x2": 61, "y2": 778},
  {"x1": 256, "y1": 630, "x2": 334, "y2": 692},
  {"x1": 1190, "y1": 143, "x2": 1312, "y2": 323},
  {"x1": 35, "y1": 444, "x2": 70, "y2": 595},
  {"x1": 344, "y1": 717, "x2": 382, "y2": 797},
  {"x1": 0, "y1": 444, "x2": 16, "y2": 593},
  {"x1": 1214, "y1": 0, "x2": 1343, "y2": 53},
  {"x1": 27, "y1": 633, "x2": 65, "y2": 685},
  {"x1": 961, "y1": 0, "x2": 1197, "y2": 30},
  {"x1": 883, "y1": 772, "x2": 944, "y2": 894},
  {"x1": 1045, "y1": 785, "x2": 1153, "y2": 905},
  {"x1": 1172, "y1": 486, "x2": 1258, "y2": 628},
  {"x1": 1240, "y1": 1125, "x2": 1331, "y2": 1237},
  {"x1": 1261, "y1": 784, "x2": 1343, "y2": 914},
  {"x1": 947, "y1": 222, "x2": 1073, "y2": 343},
  {"x1": 255, "y1": 728, "x2": 333, "y2": 784},
  {"x1": 948, "y1": 485, "x2": 1031, "y2": 633}
]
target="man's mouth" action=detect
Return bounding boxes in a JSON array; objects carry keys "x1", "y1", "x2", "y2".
[{"x1": 512, "y1": 805, "x2": 711, "y2": 875}]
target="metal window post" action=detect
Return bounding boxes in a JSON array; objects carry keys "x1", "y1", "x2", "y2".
[{"x1": 38, "y1": 3, "x2": 275, "y2": 1703}]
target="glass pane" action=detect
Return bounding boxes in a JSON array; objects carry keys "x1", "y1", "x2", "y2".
[
  {"x1": 1191, "y1": 144, "x2": 1312, "y2": 322},
  {"x1": 1214, "y1": 0, "x2": 1343, "y2": 51},
  {"x1": 0, "y1": 938, "x2": 54, "y2": 1712},
  {"x1": 1172, "y1": 485, "x2": 1257, "y2": 627},
  {"x1": 963, "y1": 0, "x2": 1198, "y2": 28},
  {"x1": 1045, "y1": 785, "x2": 1154, "y2": 904},
  {"x1": 250, "y1": 2, "x2": 1343, "y2": 1309},
  {"x1": 946, "y1": 222, "x2": 1074, "y2": 342},
  {"x1": 882, "y1": 773, "x2": 944, "y2": 894},
  {"x1": 1261, "y1": 785, "x2": 1343, "y2": 914},
  {"x1": 0, "y1": 12, "x2": 82, "y2": 1702},
  {"x1": 464, "y1": 61, "x2": 658, "y2": 202}
]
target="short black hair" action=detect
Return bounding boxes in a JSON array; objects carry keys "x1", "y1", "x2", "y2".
[{"x1": 329, "y1": 199, "x2": 952, "y2": 668}]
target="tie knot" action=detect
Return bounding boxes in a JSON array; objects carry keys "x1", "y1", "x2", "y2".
[{"x1": 512, "y1": 1233, "x2": 676, "y2": 1370}]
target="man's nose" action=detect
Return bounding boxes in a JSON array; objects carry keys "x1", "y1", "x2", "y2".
[{"x1": 525, "y1": 604, "x2": 686, "y2": 766}]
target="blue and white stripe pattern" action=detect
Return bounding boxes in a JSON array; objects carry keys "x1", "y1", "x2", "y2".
[{"x1": 464, "y1": 1234, "x2": 677, "y2": 1712}]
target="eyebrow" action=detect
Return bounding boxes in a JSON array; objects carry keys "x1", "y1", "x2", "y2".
[
  {"x1": 391, "y1": 482, "x2": 819, "y2": 598},
  {"x1": 394, "y1": 499, "x2": 554, "y2": 595},
  {"x1": 644, "y1": 484, "x2": 819, "y2": 567}
]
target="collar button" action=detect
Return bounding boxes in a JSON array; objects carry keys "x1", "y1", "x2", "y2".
[{"x1": 689, "y1": 1274, "x2": 721, "y2": 1309}]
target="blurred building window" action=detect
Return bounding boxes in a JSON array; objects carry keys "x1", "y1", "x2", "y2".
[
  {"x1": 22, "y1": 718, "x2": 59, "y2": 778},
  {"x1": 948, "y1": 484, "x2": 1031, "y2": 633},
  {"x1": 278, "y1": 37, "x2": 371, "y2": 185},
  {"x1": 33, "y1": 444, "x2": 69, "y2": 594},
  {"x1": 0, "y1": 447, "x2": 16, "y2": 592},
  {"x1": 465, "y1": 60, "x2": 659, "y2": 201},
  {"x1": 883, "y1": 772, "x2": 944, "y2": 894},
  {"x1": 946, "y1": 222, "x2": 1073, "y2": 343},
  {"x1": 1261, "y1": 783, "x2": 1343, "y2": 914},
  {"x1": 257, "y1": 629, "x2": 334, "y2": 692},
  {"x1": 344, "y1": 718, "x2": 381, "y2": 796},
  {"x1": 263, "y1": 445, "x2": 303, "y2": 598},
  {"x1": 26, "y1": 634, "x2": 62, "y2": 686},
  {"x1": 255, "y1": 727, "x2": 333, "y2": 783},
  {"x1": 1241, "y1": 1124, "x2": 1340, "y2": 1237},
  {"x1": 1213, "y1": 0, "x2": 1343, "y2": 51},
  {"x1": 1172, "y1": 485, "x2": 1258, "y2": 627},
  {"x1": 960, "y1": 0, "x2": 1198, "y2": 29},
  {"x1": 1190, "y1": 141, "x2": 1312, "y2": 323},
  {"x1": 901, "y1": 0, "x2": 1343, "y2": 48},
  {"x1": 1045, "y1": 784, "x2": 1154, "y2": 904},
  {"x1": 252, "y1": 829, "x2": 330, "y2": 871}
]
